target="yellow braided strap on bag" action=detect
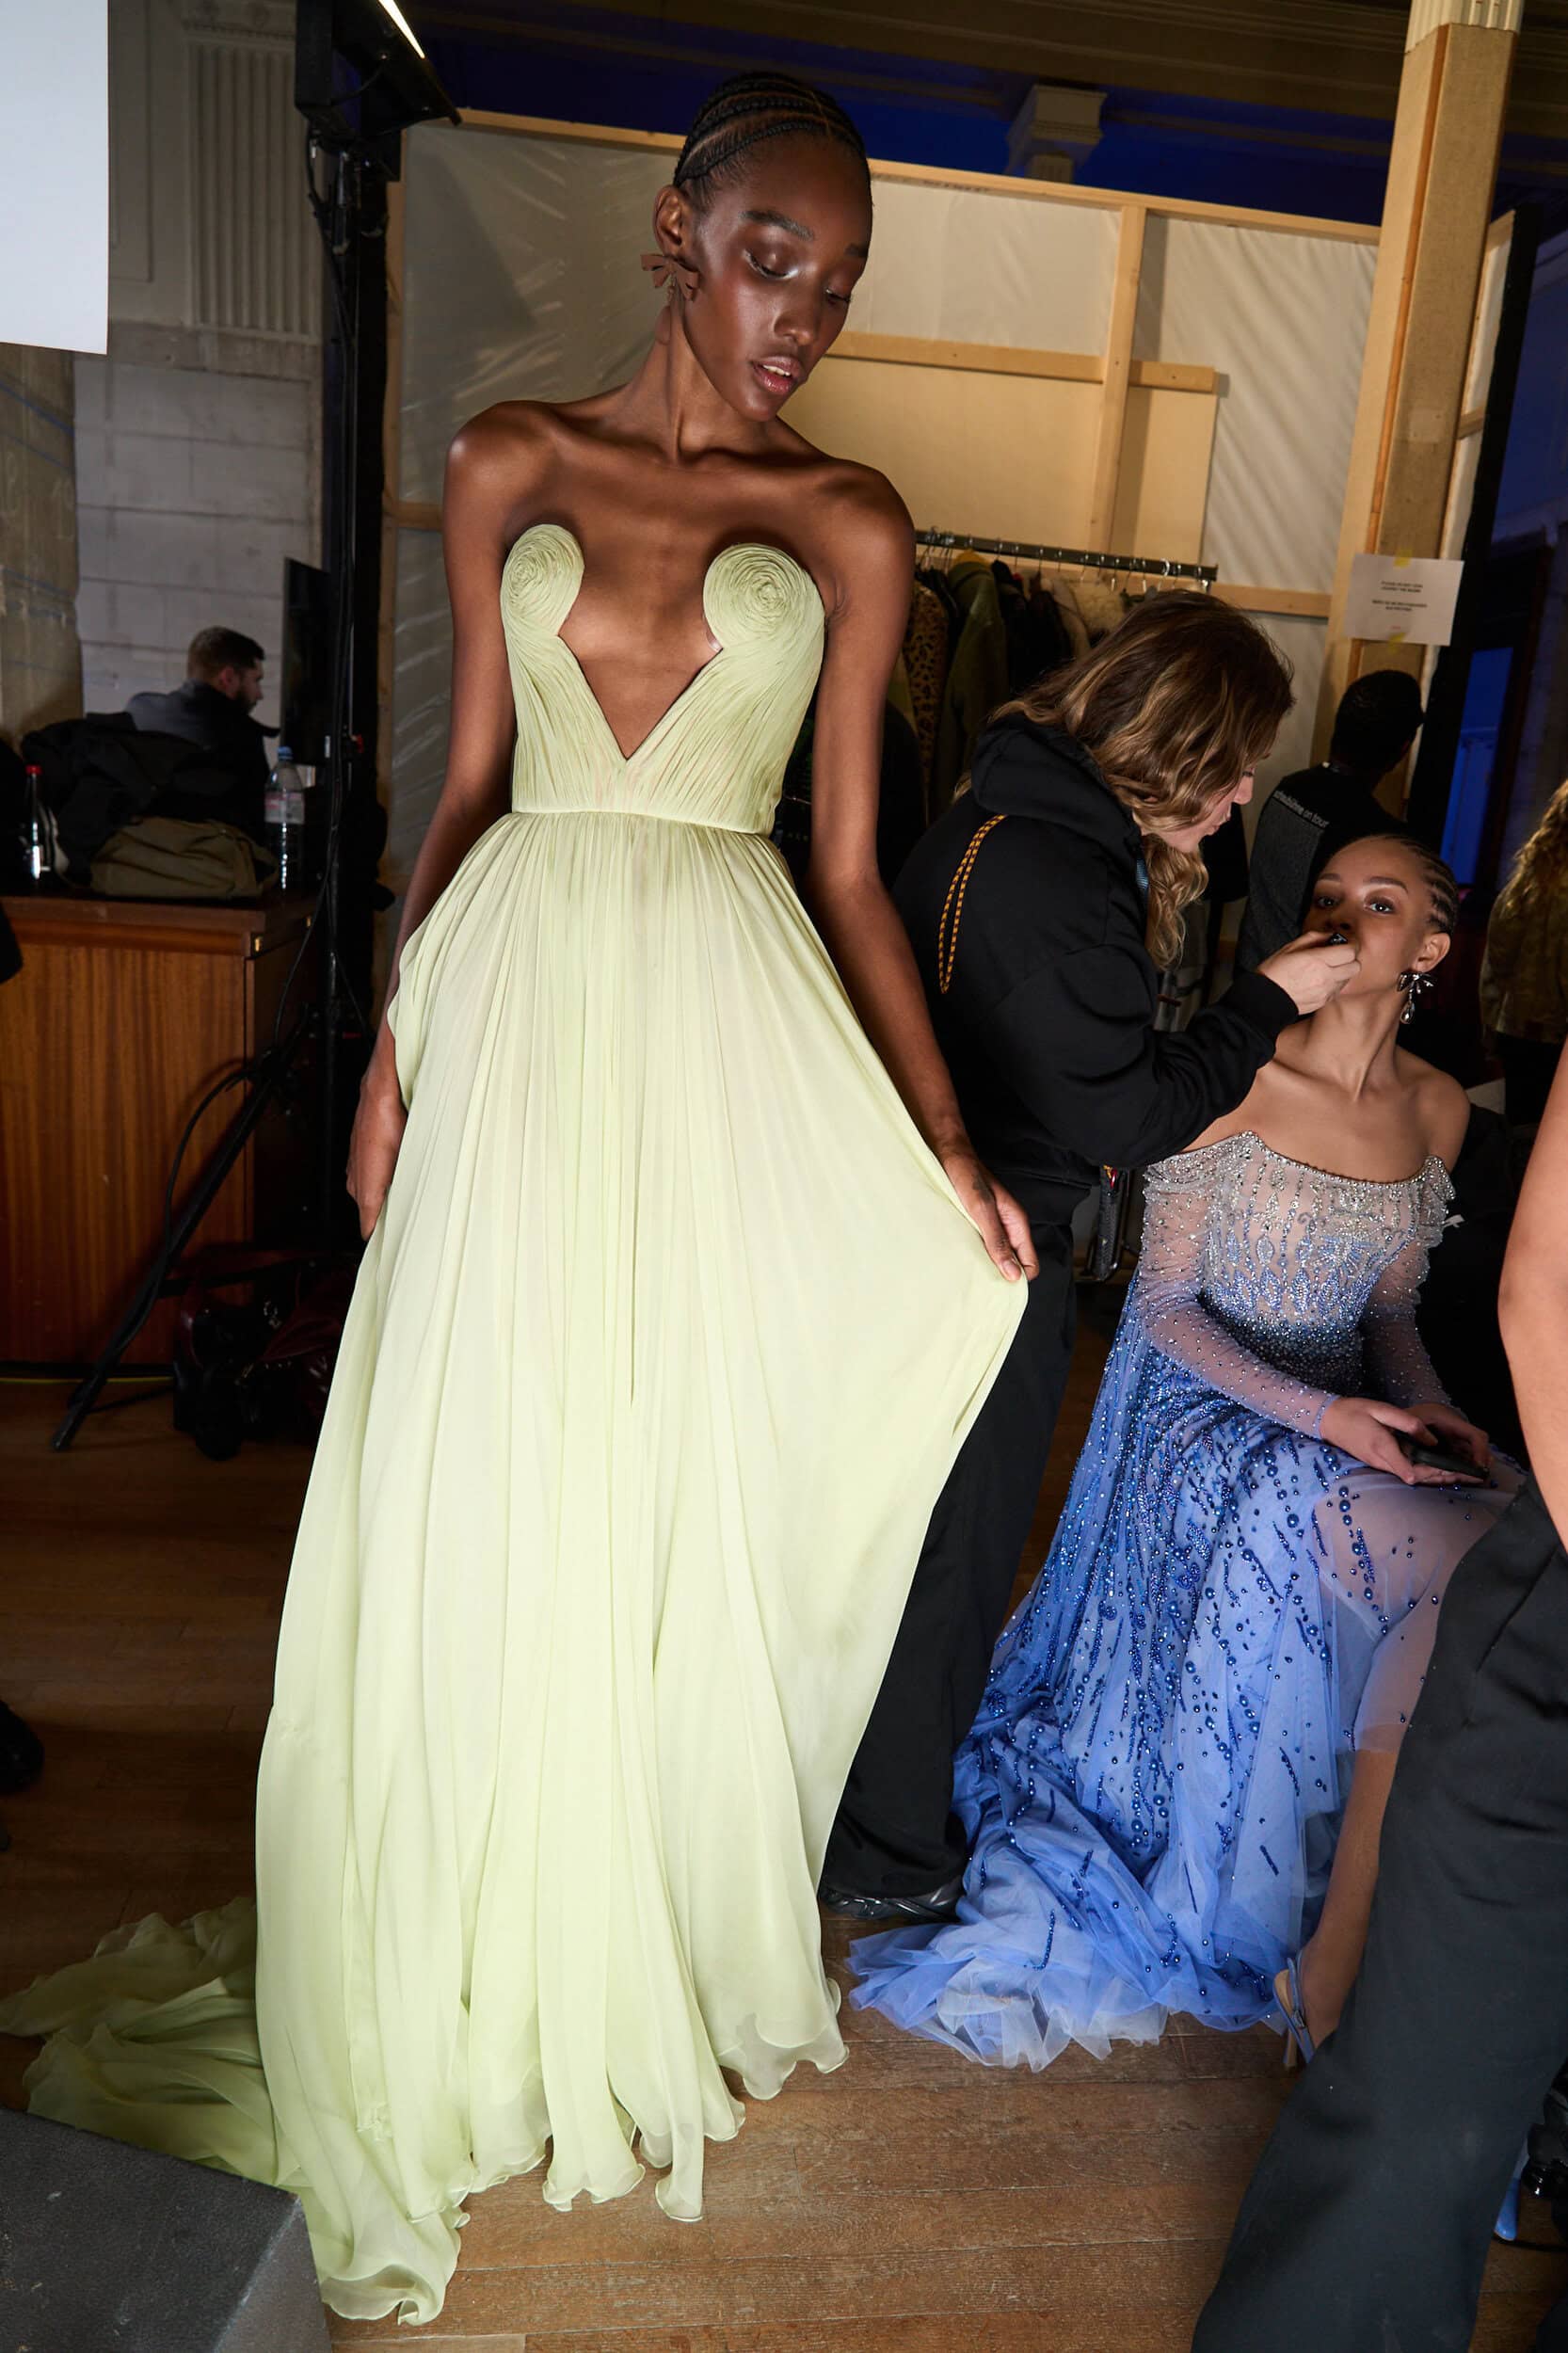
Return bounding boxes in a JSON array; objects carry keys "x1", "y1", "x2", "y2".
[{"x1": 936, "y1": 813, "x2": 1008, "y2": 995}]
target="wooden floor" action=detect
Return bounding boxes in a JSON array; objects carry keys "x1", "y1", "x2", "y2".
[{"x1": 2, "y1": 1315, "x2": 1563, "y2": 2351}]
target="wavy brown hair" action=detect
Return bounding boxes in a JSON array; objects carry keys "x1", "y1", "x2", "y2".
[
  {"x1": 1494, "y1": 776, "x2": 1568, "y2": 924},
  {"x1": 993, "y1": 590, "x2": 1294, "y2": 968}
]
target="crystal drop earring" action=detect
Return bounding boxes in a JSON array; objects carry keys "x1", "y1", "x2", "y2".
[{"x1": 1398, "y1": 968, "x2": 1434, "y2": 1025}]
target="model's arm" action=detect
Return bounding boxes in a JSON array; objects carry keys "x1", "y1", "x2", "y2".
[
  {"x1": 1139, "y1": 1149, "x2": 1455, "y2": 1483},
  {"x1": 346, "y1": 417, "x2": 526, "y2": 1237},
  {"x1": 1361, "y1": 1230, "x2": 1452, "y2": 1411},
  {"x1": 1361, "y1": 1075, "x2": 1490, "y2": 1469},
  {"x1": 806, "y1": 482, "x2": 1033, "y2": 1283},
  {"x1": 1136, "y1": 1157, "x2": 1340, "y2": 1438},
  {"x1": 1499, "y1": 1052, "x2": 1568, "y2": 1541}
]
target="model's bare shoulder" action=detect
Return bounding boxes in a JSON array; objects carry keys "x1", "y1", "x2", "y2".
[
  {"x1": 815, "y1": 452, "x2": 912, "y2": 551},
  {"x1": 1399, "y1": 1052, "x2": 1471, "y2": 1165},
  {"x1": 1183, "y1": 1058, "x2": 1284, "y2": 1156},
  {"x1": 783, "y1": 447, "x2": 913, "y2": 615},
  {"x1": 445, "y1": 401, "x2": 563, "y2": 512}
]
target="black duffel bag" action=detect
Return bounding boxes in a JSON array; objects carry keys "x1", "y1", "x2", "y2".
[{"x1": 18, "y1": 713, "x2": 263, "y2": 881}]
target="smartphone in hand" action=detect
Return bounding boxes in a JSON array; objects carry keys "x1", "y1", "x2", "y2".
[{"x1": 1400, "y1": 1435, "x2": 1488, "y2": 1483}]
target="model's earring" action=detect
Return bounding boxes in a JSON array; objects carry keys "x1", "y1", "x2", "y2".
[
  {"x1": 1398, "y1": 968, "x2": 1435, "y2": 1024},
  {"x1": 641, "y1": 250, "x2": 698, "y2": 303}
]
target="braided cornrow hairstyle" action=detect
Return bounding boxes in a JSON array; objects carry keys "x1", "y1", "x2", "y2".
[
  {"x1": 1408, "y1": 839, "x2": 1460, "y2": 937},
  {"x1": 1339, "y1": 834, "x2": 1458, "y2": 937},
  {"x1": 672, "y1": 72, "x2": 870, "y2": 208}
]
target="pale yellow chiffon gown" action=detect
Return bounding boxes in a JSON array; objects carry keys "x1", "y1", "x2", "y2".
[{"x1": 0, "y1": 526, "x2": 1023, "y2": 2322}]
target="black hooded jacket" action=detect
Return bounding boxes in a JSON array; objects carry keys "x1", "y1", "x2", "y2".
[
  {"x1": 126, "y1": 680, "x2": 274, "y2": 827},
  {"x1": 894, "y1": 715, "x2": 1297, "y2": 1217}
]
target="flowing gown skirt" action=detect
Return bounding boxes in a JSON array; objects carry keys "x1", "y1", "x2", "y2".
[
  {"x1": 851, "y1": 1305, "x2": 1517, "y2": 2068},
  {"x1": 0, "y1": 809, "x2": 1022, "y2": 2321}
]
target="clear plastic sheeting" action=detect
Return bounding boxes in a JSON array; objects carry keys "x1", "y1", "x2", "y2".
[
  {"x1": 1464, "y1": 226, "x2": 1512, "y2": 414},
  {"x1": 1135, "y1": 218, "x2": 1375, "y2": 593},
  {"x1": 852, "y1": 180, "x2": 1118, "y2": 353},
  {"x1": 1441, "y1": 221, "x2": 1512, "y2": 561},
  {"x1": 1242, "y1": 612, "x2": 1329, "y2": 845},
  {"x1": 398, "y1": 125, "x2": 669, "y2": 504},
  {"x1": 1443, "y1": 433, "x2": 1482, "y2": 561},
  {"x1": 390, "y1": 127, "x2": 670, "y2": 885},
  {"x1": 788, "y1": 363, "x2": 1109, "y2": 545},
  {"x1": 387, "y1": 525, "x2": 453, "y2": 890}
]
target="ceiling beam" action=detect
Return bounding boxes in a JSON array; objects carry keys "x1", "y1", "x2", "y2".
[{"x1": 416, "y1": 0, "x2": 1568, "y2": 142}]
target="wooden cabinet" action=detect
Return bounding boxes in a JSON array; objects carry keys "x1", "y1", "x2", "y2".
[{"x1": 0, "y1": 894, "x2": 316, "y2": 1365}]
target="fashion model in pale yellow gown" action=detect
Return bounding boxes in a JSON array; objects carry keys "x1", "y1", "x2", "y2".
[{"x1": 0, "y1": 525, "x2": 1022, "y2": 2321}]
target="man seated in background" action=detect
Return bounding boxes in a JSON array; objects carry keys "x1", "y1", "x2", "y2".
[
  {"x1": 126, "y1": 627, "x2": 274, "y2": 832},
  {"x1": 1238, "y1": 669, "x2": 1422, "y2": 970}
]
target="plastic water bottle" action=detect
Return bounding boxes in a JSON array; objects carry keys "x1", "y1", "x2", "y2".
[
  {"x1": 264, "y1": 746, "x2": 308, "y2": 891},
  {"x1": 23, "y1": 763, "x2": 47, "y2": 886}
]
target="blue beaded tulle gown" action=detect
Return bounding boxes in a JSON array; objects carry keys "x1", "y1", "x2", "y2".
[
  {"x1": 851, "y1": 1131, "x2": 1518, "y2": 2065},
  {"x1": 0, "y1": 527, "x2": 1024, "y2": 2321}
]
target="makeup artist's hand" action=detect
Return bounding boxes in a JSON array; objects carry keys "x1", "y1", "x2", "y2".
[{"x1": 1259, "y1": 932, "x2": 1362, "y2": 1016}]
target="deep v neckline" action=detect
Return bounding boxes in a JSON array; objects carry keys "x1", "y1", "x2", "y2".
[
  {"x1": 506, "y1": 524, "x2": 794, "y2": 770},
  {"x1": 558, "y1": 551, "x2": 723, "y2": 768}
]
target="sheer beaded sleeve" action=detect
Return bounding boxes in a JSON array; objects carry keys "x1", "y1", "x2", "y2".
[
  {"x1": 1134, "y1": 1149, "x2": 1339, "y2": 1438},
  {"x1": 1360, "y1": 1161, "x2": 1453, "y2": 1409}
]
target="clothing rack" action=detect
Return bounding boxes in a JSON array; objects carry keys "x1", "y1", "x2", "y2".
[{"x1": 916, "y1": 527, "x2": 1217, "y2": 587}]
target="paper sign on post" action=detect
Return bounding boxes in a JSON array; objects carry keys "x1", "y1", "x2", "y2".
[{"x1": 1345, "y1": 552, "x2": 1464, "y2": 648}]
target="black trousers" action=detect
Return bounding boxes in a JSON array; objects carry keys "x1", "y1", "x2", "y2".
[
  {"x1": 1193, "y1": 1481, "x2": 1568, "y2": 2353},
  {"x1": 823, "y1": 1216, "x2": 1077, "y2": 1897}
]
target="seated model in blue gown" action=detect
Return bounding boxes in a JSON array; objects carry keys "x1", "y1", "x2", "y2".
[{"x1": 852, "y1": 835, "x2": 1519, "y2": 2068}]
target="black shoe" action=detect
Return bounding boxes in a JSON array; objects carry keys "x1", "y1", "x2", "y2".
[{"x1": 818, "y1": 1873, "x2": 965, "y2": 1924}]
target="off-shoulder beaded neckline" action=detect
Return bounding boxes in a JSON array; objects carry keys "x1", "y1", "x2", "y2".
[{"x1": 1181, "y1": 1131, "x2": 1446, "y2": 1191}]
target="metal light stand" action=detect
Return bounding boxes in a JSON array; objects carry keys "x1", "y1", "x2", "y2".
[
  {"x1": 52, "y1": 0, "x2": 457, "y2": 1451},
  {"x1": 310, "y1": 135, "x2": 378, "y2": 1249},
  {"x1": 50, "y1": 1017, "x2": 316, "y2": 1449},
  {"x1": 51, "y1": 137, "x2": 387, "y2": 1452}
]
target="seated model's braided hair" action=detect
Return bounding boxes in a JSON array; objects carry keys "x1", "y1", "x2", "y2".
[
  {"x1": 1409, "y1": 840, "x2": 1460, "y2": 937},
  {"x1": 672, "y1": 72, "x2": 870, "y2": 205}
]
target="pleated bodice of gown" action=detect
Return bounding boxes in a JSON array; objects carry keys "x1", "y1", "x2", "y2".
[
  {"x1": 0, "y1": 522, "x2": 1023, "y2": 2325},
  {"x1": 499, "y1": 521, "x2": 824, "y2": 827}
]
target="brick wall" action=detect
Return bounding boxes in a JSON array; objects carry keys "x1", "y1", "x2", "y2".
[
  {"x1": 73, "y1": 335, "x2": 319, "y2": 734},
  {"x1": 63, "y1": 0, "x2": 323, "y2": 741}
]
